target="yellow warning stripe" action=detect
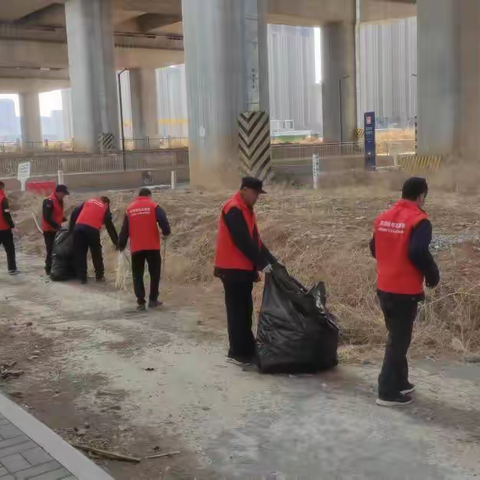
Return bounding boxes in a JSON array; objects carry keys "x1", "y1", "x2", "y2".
[{"x1": 399, "y1": 154, "x2": 442, "y2": 174}]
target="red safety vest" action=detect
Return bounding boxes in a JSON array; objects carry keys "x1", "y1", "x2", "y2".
[
  {"x1": 0, "y1": 190, "x2": 11, "y2": 231},
  {"x1": 214, "y1": 191, "x2": 261, "y2": 271},
  {"x1": 126, "y1": 197, "x2": 161, "y2": 253},
  {"x1": 374, "y1": 199, "x2": 429, "y2": 295},
  {"x1": 41, "y1": 193, "x2": 64, "y2": 232},
  {"x1": 76, "y1": 199, "x2": 108, "y2": 231}
]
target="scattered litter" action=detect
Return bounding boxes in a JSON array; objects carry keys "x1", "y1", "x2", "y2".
[
  {"x1": 72, "y1": 444, "x2": 141, "y2": 463},
  {"x1": 146, "y1": 451, "x2": 180, "y2": 460},
  {"x1": 145, "y1": 368, "x2": 155, "y2": 372},
  {"x1": 465, "y1": 354, "x2": 480, "y2": 364}
]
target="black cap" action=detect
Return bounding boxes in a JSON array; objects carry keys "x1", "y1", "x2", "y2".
[
  {"x1": 55, "y1": 184, "x2": 70, "y2": 195},
  {"x1": 402, "y1": 177, "x2": 428, "y2": 201},
  {"x1": 240, "y1": 177, "x2": 267, "y2": 194}
]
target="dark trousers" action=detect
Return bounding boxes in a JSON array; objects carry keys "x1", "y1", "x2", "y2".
[
  {"x1": 73, "y1": 225, "x2": 104, "y2": 280},
  {"x1": 131, "y1": 250, "x2": 161, "y2": 305},
  {"x1": 378, "y1": 291, "x2": 418, "y2": 399},
  {"x1": 0, "y1": 229, "x2": 16, "y2": 272},
  {"x1": 222, "y1": 280, "x2": 256, "y2": 361},
  {"x1": 43, "y1": 231, "x2": 56, "y2": 274}
]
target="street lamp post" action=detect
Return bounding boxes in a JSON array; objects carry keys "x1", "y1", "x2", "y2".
[{"x1": 339, "y1": 74, "x2": 350, "y2": 143}]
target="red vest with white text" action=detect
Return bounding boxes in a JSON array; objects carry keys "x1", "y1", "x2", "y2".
[
  {"x1": 214, "y1": 191, "x2": 261, "y2": 271},
  {"x1": 76, "y1": 199, "x2": 108, "y2": 231},
  {"x1": 374, "y1": 199, "x2": 428, "y2": 295},
  {"x1": 42, "y1": 193, "x2": 64, "y2": 232},
  {"x1": 126, "y1": 197, "x2": 161, "y2": 253},
  {"x1": 0, "y1": 190, "x2": 11, "y2": 231}
]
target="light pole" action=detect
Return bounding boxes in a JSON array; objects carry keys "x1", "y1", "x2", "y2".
[
  {"x1": 339, "y1": 74, "x2": 350, "y2": 143},
  {"x1": 117, "y1": 69, "x2": 128, "y2": 170}
]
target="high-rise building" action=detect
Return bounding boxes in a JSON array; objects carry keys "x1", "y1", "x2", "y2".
[
  {"x1": 0, "y1": 99, "x2": 20, "y2": 141},
  {"x1": 268, "y1": 25, "x2": 323, "y2": 135}
]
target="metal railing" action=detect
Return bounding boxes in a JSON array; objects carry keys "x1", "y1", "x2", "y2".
[
  {"x1": 0, "y1": 149, "x2": 189, "y2": 179},
  {"x1": 123, "y1": 137, "x2": 189, "y2": 151}
]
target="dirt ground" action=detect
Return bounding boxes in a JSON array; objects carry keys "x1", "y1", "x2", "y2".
[
  {"x1": 1, "y1": 183, "x2": 480, "y2": 478},
  {"x1": 0, "y1": 255, "x2": 480, "y2": 479}
]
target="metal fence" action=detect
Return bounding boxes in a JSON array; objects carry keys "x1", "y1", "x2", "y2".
[{"x1": 0, "y1": 149, "x2": 189, "y2": 179}]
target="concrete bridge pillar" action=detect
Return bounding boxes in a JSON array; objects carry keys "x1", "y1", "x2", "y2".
[
  {"x1": 65, "y1": 0, "x2": 120, "y2": 152},
  {"x1": 182, "y1": 0, "x2": 270, "y2": 186},
  {"x1": 418, "y1": 0, "x2": 480, "y2": 160},
  {"x1": 322, "y1": 21, "x2": 357, "y2": 143},
  {"x1": 19, "y1": 92, "x2": 42, "y2": 150},
  {"x1": 129, "y1": 68, "x2": 159, "y2": 142}
]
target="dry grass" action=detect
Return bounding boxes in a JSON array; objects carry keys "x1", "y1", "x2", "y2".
[{"x1": 8, "y1": 168, "x2": 480, "y2": 363}]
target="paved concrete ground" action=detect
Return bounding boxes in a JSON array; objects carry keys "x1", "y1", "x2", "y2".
[
  {"x1": 1, "y1": 256, "x2": 480, "y2": 479},
  {"x1": 0, "y1": 393, "x2": 113, "y2": 480}
]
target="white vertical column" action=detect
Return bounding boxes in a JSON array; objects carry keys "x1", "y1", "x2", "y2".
[
  {"x1": 129, "y1": 68, "x2": 158, "y2": 141},
  {"x1": 19, "y1": 92, "x2": 42, "y2": 150},
  {"x1": 322, "y1": 21, "x2": 357, "y2": 143},
  {"x1": 61, "y1": 89, "x2": 73, "y2": 141},
  {"x1": 65, "y1": 0, "x2": 120, "y2": 152},
  {"x1": 182, "y1": 0, "x2": 269, "y2": 186}
]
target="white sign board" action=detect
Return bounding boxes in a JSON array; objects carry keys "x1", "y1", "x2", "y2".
[{"x1": 17, "y1": 162, "x2": 31, "y2": 191}]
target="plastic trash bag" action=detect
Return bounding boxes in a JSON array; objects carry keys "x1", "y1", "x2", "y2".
[
  {"x1": 256, "y1": 264, "x2": 339, "y2": 374},
  {"x1": 50, "y1": 228, "x2": 76, "y2": 282}
]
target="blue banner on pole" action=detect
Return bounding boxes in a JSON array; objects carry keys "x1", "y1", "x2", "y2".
[{"x1": 364, "y1": 112, "x2": 376, "y2": 170}]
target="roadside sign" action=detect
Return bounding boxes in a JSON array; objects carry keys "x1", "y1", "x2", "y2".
[
  {"x1": 17, "y1": 162, "x2": 31, "y2": 191},
  {"x1": 364, "y1": 112, "x2": 376, "y2": 170}
]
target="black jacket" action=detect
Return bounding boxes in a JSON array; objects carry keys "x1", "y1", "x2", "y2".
[
  {"x1": 1, "y1": 197, "x2": 14, "y2": 229},
  {"x1": 214, "y1": 206, "x2": 276, "y2": 282},
  {"x1": 70, "y1": 203, "x2": 118, "y2": 246},
  {"x1": 370, "y1": 218, "x2": 440, "y2": 299},
  {"x1": 118, "y1": 205, "x2": 171, "y2": 252},
  {"x1": 42, "y1": 197, "x2": 65, "y2": 231}
]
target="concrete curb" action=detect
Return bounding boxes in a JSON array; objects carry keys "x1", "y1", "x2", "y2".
[{"x1": 0, "y1": 392, "x2": 114, "y2": 480}]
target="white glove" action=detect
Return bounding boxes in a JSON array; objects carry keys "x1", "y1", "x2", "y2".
[{"x1": 262, "y1": 264, "x2": 273, "y2": 274}]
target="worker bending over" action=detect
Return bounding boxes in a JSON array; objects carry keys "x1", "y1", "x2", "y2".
[
  {"x1": 0, "y1": 181, "x2": 18, "y2": 275},
  {"x1": 371, "y1": 177, "x2": 439, "y2": 407},
  {"x1": 71, "y1": 197, "x2": 118, "y2": 284},
  {"x1": 214, "y1": 177, "x2": 276, "y2": 366},
  {"x1": 118, "y1": 188, "x2": 171, "y2": 311},
  {"x1": 41, "y1": 184, "x2": 69, "y2": 276}
]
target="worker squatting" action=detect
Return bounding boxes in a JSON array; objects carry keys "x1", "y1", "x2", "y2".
[{"x1": 0, "y1": 176, "x2": 439, "y2": 407}]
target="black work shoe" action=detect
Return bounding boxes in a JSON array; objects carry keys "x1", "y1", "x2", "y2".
[
  {"x1": 137, "y1": 304, "x2": 147, "y2": 312},
  {"x1": 400, "y1": 383, "x2": 416, "y2": 395},
  {"x1": 376, "y1": 394, "x2": 413, "y2": 407},
  {"x1": 148, "y1": 300, "x2": 164, "y2": 309},
  {"x1": 80, "y1": 278, "x2": 88, "y2": 285},
  {"x1": 96, "y1": 276, "x2": 105, "y2": 283},
  {"x1": 8, "y1": 270, "x2": 20, "y2": 276}
]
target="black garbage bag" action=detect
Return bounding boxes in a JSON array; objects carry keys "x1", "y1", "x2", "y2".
[
  {"x1": 256, "y1": 264, "x2": 339, "y2": 374},
  {"x1": 50, "y1": 228, "x2": 76, "y2": 282}
]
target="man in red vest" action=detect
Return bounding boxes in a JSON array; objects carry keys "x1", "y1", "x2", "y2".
[
  {"x1": 0, "y1": 181, "x2": 18, "y2": 275},
  {"x1": 214, "y1": 177, "x2": 276, "y2": 366},
  {"x1": 71, "y1": 197, "x2": 118, "y2": 284},
  {"x1": 41, "y1": 184, "x2": 70, "y2": 276},
  {"x1": 118, "y1": 188, "x2": 171, "y2": 311},
  {"x1": 371, "y1": 177, "x2": 439, "y2": 407}
]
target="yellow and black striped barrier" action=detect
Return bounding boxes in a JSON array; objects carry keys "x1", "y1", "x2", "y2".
[
  {"x1": 353, "y1": 128, "x2": 365, "y2": 141},
  {"x1": 398, "y1": 154, "x2": 442, "y2": 175}
]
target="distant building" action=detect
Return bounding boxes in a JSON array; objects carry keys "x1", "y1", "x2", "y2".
[
  {"x1": 268, "y1": 25, "x2": 323, "y2": 135},
  {"x1": 358, "y1": 17, "x2": 417, "y2": 128},
  {"x1": 0, "y1": 99, "x2": 20, "y2": 141}
]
